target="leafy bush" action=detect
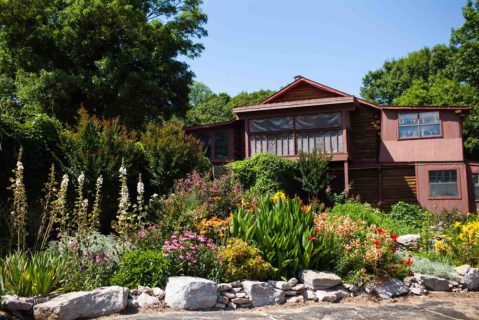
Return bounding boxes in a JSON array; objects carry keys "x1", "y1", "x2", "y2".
[
  {"x1": 228, "y1": 153, "x2": 297, "y2": 195},
  {"x1": 295, "y1": 149, "x2": 332, "y2": 199},
  {"x1": 389, "y1": 202, "x2": 429, "y2": 231},
  {"x1": 162, "y1": 231, "x2": 222, "y2": 281},
  {"x1": 397, "y1": 251, "x2": 459, "y2": 280},
  {"x1": 217, "y1": 238, "x2": 275, "y2": 282},
  {"x1": 0, "y1": 251, "x2": 66, "y2": 296},
  {"x1": 110, "y1": 249, "x2": 170, "y2": 288},
  {"x1": 231, "y1": 194, "x2": 319, "y2": 277},
  {"x1": 434, "y1": 217, "x2": 479, "y2": 266}
]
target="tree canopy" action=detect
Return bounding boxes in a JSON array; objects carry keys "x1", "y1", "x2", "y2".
[
  {"x1": 185, "y1": 83, "x2": 274, "y2": 126},
  {"x1": 360, "y1": 0, "x2": 479, "y2": 158},
  {"x1": 0, "y1": 0, "x2": 207, "y2": 129}
]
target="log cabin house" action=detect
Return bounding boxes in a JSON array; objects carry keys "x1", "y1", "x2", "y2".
[{"x1": 185, "y1": 76, "x2": 479, "y2": 213}]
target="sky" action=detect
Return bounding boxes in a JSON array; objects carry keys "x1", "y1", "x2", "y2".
[{"x1": 187, "y1": 0, "x2": 467, "y2": 97}]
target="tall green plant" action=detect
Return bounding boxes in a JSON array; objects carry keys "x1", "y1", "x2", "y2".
[
  {"x1": 9, "y1": 149, "x2": 28, "y2": 252},
  {"x1": 295, "y1": 149, "x2": 332, "y2": 200},
  {"x1": 230, "y1": 195, "x2": 320, "y2": 277}
]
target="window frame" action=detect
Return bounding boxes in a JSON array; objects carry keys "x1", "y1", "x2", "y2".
[
  {"x1": 196, "y1": 129, "x2": 233, "y2": 163},
  {"x1": 398, "y1": 111, "x2": 442, "y2": 140},
  {"x1": 247, "y1": 112, "x2": 344, "y2": 157},
  {"x1": 473, "y1": 173, "x2": 479, "y2": 202},
  {"x1": 428, "y1": 169, "x2": 461, "y2": 200}
]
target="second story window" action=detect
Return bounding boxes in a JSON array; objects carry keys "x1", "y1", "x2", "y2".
[{"x1": 398, "y1": 111, "x2": 441, "y2": 139}]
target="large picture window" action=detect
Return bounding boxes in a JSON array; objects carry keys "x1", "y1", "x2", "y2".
[
  {"x1": 249, "y1": 113, "x2": 343, "y2": 157},
  {"x1": 429, "y1": 170, "x2": 458, "y2": 198},
  {"x1": 473, "y1": 174, "x2": 479, "y2": 201},
  {"x1": 399, "y1": 112, "x2": 441, "y2": 139},
  {"x1": 214, "y1": 131, "x2": 229, "y2": 159}
]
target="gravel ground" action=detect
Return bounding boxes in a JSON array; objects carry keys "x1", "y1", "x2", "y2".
[{"x1": 101, "y1": 292, "x2": 479, "y2": 320}]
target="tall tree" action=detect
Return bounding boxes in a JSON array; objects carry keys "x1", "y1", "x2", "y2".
[{"x1": 0, "y1": 0, "x2": 207, "y2": 128}]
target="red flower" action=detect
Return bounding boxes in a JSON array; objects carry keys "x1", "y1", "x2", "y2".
[
  {"x1": 392, "y1": 247, "x2": 398, "y2": 253},
  {"x1": 314, "y1": 227, "x2": 321, "y2": 233},
  {"x1": 374, "y1": 227, "x2": 384, "y2": 235},
  {"x1": 309, "y1": 235, "x2": 317, "y2": 241},
  {"x1": 373, "y1": 240, "x2": 381, "y2": 246},
  {"x1": 390, "y1": 234, "x2": 399, "y2": 241},
  {"x1": 401, "y1": 258, "x2": 413, "y2": 266}
]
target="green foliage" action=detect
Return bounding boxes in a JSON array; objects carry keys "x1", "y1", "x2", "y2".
[
  {"x1": 141, "y1": 121, "x2": 211, "y2": 194},
  {"x1": 228, "y1": 153, "x2": 297, "y2": 195},
  {"x1": 217, "y1": 238, "x2": 275, "y2": 282},
  {"x1": 295, "y1": 150, "x2": 332, "y2": 199},
  {"x1": 0, "y1": 251, "x2": 66, "y2": 297},
  {"x1": 185, "y1": 86, "x2": 274, "y2": 126},
  {"x1": 110, "y1": 249, "x2": 170, "y2": 289},
  {"x1": 230, "y1": 195, "x2": 320, "y2": 277},
  {"x1": 0, "y1": 0, "x2": 207, "y2": 128},
  {"x1": 398, "y1": 251, "x2": 459, "y2": 280},
  {"x1": 389, "y1": 202, "x2": 429, "y2": 231}
]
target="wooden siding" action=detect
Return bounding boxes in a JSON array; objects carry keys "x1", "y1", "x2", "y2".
[
  {"x1": 381, "y1": 166, "x2": 417, "y2": 208},
  {"x1": 349, "y1": 168, "x2": 380, "y2": 204},
  {"x1": 266, "y1": 82, "x2": 338, "y2": 103},
  {"x1": 349, "y1": 106, "x2": 381, "y2": 161}
]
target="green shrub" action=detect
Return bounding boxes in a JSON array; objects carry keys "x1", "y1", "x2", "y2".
[
  {"x1": 295, "y1": 149, "x2": 332, "y2": 199},
  {"x1": 230, "y1": 194, "x2": 320, "y2": 277},
  {"x1": 217, "y1": 238, "x2": 275, "y2": 282},
  {"x1": 228, "y1": 153, "x2": 297, "y2": 194},
  {"x1": 110, "y1": 249, "x2": 170, "y2": 288},
  {"x1": 0, "y1": 251, "x2": 66, "y2": 296},
  {"x1": 389, "y1": 202, "x2": 429, "y2": 231},
  {"x1": 398, "y1": 251, "x2": 459, "y2": 280}
]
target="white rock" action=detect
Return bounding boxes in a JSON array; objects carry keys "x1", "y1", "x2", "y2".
[
  {"x1": 235, "y1": 292, "x2": 247, "y2": 298},
  {"x1": 227, "y1": 302, "x2": 237, "y2": 309},
  {"x1": 461, "y1": 268, "x2": 479, "y2": 291},
  {"x1": 242, "y1": 281, "x2": 286, "y2": 307},
  {"x1": 284, "y1": 290, "x2": 297, "y2": 296},
  {"x1": 287, "y1": 278, "x2": 299, "y2": 286},
  {"x1": 164, "y1": 276, "x2": 217, "y2": 310},
  {"x1": 343, "y1": 283, "x2": 359, "y2": 293},
  {"x1": 369, "y1": 279, "x2": 409, "y2": 299},
  {"x1": 127, "y1": 298, "x2": 139, "y2": 308},
  {"x1": 301, "y1": 290, "x2": 317, "y2": 301},
  {"x1": 232, "y1": 287, "x2": 243, "y2": 293},
  {"x1": 299, "y1": 270, "x2": 342, "y2": 290},
  {"x1": 415, "y1": 274, "x2": 450, "y2": 292},
  {"x1": 286, "y1": 295, "x2": 304, "y2": 304},
  {"x1": 230, "y1": 281, "x2": 242, "y2": 288},
  {"x1": 267, "y1": 280, "x2": 291, "y2": 291},
  {"x1": 315, "y1": 287, "x2": 350, "y2": 302},
  {"x1": 217, "y1": 283, "x2": 233, "y2": 291},
  {"x1": 151, "y1": 287, "x2": 165, "y2": 299},
  {"x1": 231, "y1": 297, "x2": 252, "y2": 305},
  {"x1": 410, "y1": 286, "x2": 427, "y2": 296},
  {"x1": 138, "y1": 286, "x2": 152, "y2": 295},
  {"x1": 1, "y1": 295, "x2": 33, "y2": 312},
  {"x1": 33, "y1": 286, "x2": 128, "y2": 320},
  {"x1": 397, "y1": 234, "x2": 420, "y2": 248},
  {"x1": 137, "y1": 292, "x2": 160, "y2": 307},
  {"x1": 455, "y1": 264, "x2": 471, "y2": 276},
  {"x1": 221, "y1": 291, "x2": 236, "y2": 299},
  {"x1": 291, "y1": 283, "x2": 306, "y2": 291}
]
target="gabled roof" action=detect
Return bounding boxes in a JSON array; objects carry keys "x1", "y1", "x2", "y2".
[{"x1": 381, "y1": 105, "x2": 470, "y2": 113}]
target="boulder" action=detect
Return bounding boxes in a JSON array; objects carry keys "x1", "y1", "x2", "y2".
[
  {"x1": 267, "y1": 280, "x2": 291, "y2": 291},
  {"x1": 1, "y1": 295, "x2": 33, "y2": 312},
  {"x1": 151, "y1": 288, "x2": 165, "y2": 299},
  {"x1": 33, "y1": 286, "x2": 128, "y2": 320},
  {"x1": 461, "y1": 268, "x2": 479, "y2": 291},
  {"x1": 301, "y1": 290, "x2": 317, "y2": 301},
  {"x1": 315, "y1": 288, "x2": 349, "y2": 302},
  {"x1": 286, "y1": 295, "x2": 304, "y2": 304},
  {"x1": 242, "y1": 281, "x2": 286, "y2": 307},
  {"x1": 414, "y1": 274, "x2": 449, "y2": 292},
  {"x1": 165, "y1": 276, "x2": 217, "y2": 310},
  {"x1": 299, "y1": 270, "x2": 342, "y2": 290},
  {"x1": 455, "y1": 264, "x2": 471, "y2": 276},
  {"x1": 369, "y1": 279, "x2": 409, "y2": 299},
  {"x1": 410, "y1": 284, "x2": 428, "y2": 296},
  {"x1": 137, "y1": 292, "x2": 160, "y2": 307},
  {"x1": 292, "y1": 284, "x2": 306, "y2": 291},
  {"x1": 287, "y1": 278, "x2": 299, "y2": 287},
  {"x1": 397, "y1": 235, "x2": 420, "y2": 248}
]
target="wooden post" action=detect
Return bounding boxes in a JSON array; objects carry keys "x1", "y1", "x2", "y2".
[{"x1": 343, "y1": 161, "x2": 349, "y2": 189}]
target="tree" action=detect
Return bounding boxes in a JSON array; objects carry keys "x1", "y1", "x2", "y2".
[
  {"x1": 295, "y1": 149, "x2": 333, "y2": 200},
  {"x1": 185, "y1": 88, "x2": 275, "y2": 126},
  {"x1": 0, "y1": 0, "x2": 207, "y2": 129}
]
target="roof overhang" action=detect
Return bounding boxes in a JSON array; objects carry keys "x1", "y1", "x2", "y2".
[
  {"x1": 381, "y1": 105, "x2": 470, "y2": 114},
  {"x1": 184, "y1": 119, "x2": 239, "y2": 132},
  {"x1": 233, "y1": 96, "x2": 356, "y2": 114}
]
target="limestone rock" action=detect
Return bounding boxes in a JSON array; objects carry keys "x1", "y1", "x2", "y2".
[
  {"x1": 291, "y1": 283, "x2": 306, "y2": 291},
  {"x1": 414, "y1": 274, "x2": 449, "y2": 292},
  {"x1": 242, "y1": 281, "x2": 286, "y2": 307},
  {"x1": 286, "y1": 295, "x2": 304, "y2": 304},
  {"x1": 164, "y1": 276, "x2": 217, "y2": 310},
  {"x1": 301, "y1": 290, "x2": 317, "y2": 301},
  {"x1": 231, "y1": 297, "x2": 252, "y2": 305},
  {"x1": 315, "y1": 287, "x2": 350, "y2": 302},
  {"x1": 397, "y1": 234, "x2": 420, "y2": 248},
  {"x1": 455, "y1": 264, "x2": 471, "y2": 276},
  {"x1": 137, "y1": 292, "x2": 160, "y2": 307},
  {"x1": 461, "y1": 268, "x2": 479, "y2": 291},
  {"x1": 221, "y1": 291, "x2": 236, "y2": 299},
  {"x1": 33, "y1": 286, "x2": 128, "y2": 320},
  {"x1": 288, "y1": 278, "x2": 299, "y2": 287},
  {"x1": 299, "y1": 270, "x2": 342, "y2": 290},
  {"x1": 284, "y1": 290, "x2": 297, "y2": 296},
  {"x1": 369, "y1": 279, "x2": 409, "y2": 299},
  {"x1": 1, "y1": 295, "x2": 33, "y2": 312},
  {"x1": 217, "y1": 283, "x2": 233, "y2": 291},
  {"x1": 267, "y1": 280, "x2": 291, "y2": 291},
  {"x1": 151, "y1": 287, "x2": 165, "y2": 299}
]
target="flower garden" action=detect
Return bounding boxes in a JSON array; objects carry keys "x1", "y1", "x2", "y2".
[{"x1": 1, "y1": 151, "x2": 479, "y2": 319}]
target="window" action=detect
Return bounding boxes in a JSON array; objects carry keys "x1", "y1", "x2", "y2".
[
  {"x1": 473, "y1": 174, "x2": 479, "y2": 201},
  {"x1": 399, "y1": 112, "x2": 441, "y2": 139},
  {"x1": 429, "y1": 170, "x2": 458, "y2": 198},
  {"x1": 248, "y1": 113, "x2": 343, "y2": 156},
  {"x1": 197, "y1": 133, "x2": 211, "y2": 159},
  {"x1": 214, "y1": 131, "x2": 229, "y2": 159}
]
